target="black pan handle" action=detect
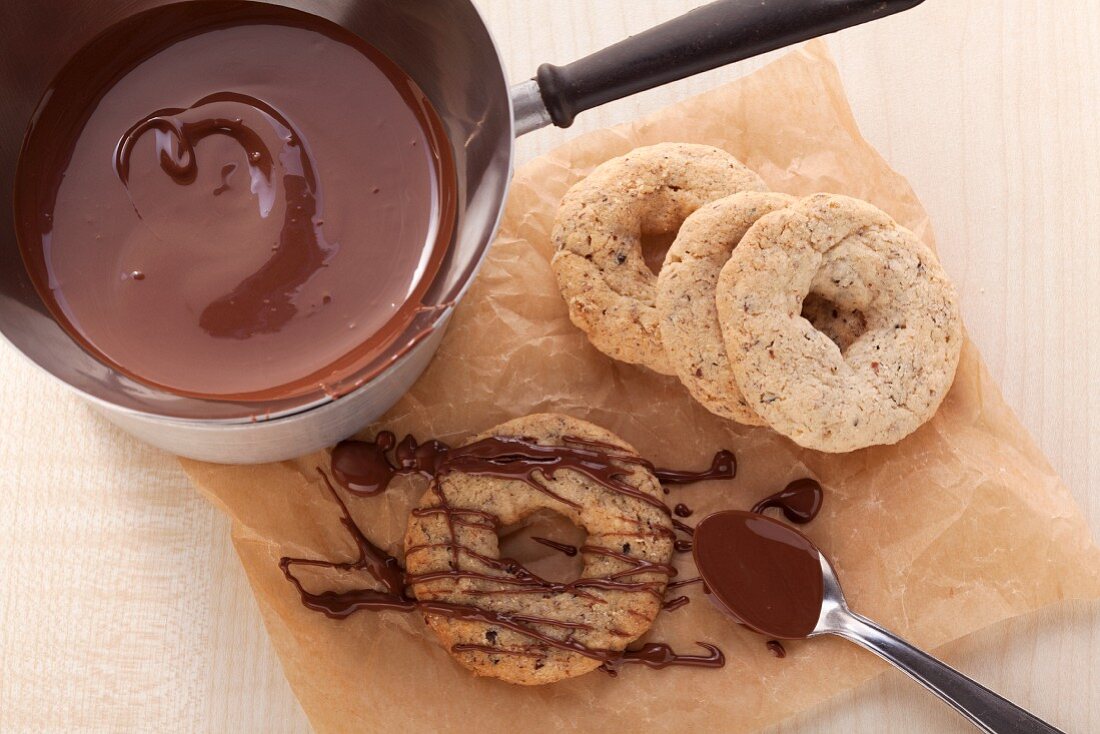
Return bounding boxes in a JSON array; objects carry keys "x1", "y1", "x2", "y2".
[{"x1": 532, "y1": 0, "x2": 924, "y2": 129}]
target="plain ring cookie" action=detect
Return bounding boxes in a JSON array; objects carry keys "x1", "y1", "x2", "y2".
[
  {"x1": 657, "y1": 191, "x2": 796, "y2": 423},
  {"x1": 716, "y1": 194, "x2": 962, "y2": 452},
  {"x1": 552, "y1": 143, "x2": 766, "y2": 374},
  {"x1": 404, "y1": 414, "x2": 674, "y2": 685}
]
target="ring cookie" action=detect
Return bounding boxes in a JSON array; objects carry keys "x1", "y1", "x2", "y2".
[
  {"x1": 552, "y1": 143, "x2": 766, "y2": 374},
  {"x1": 657, "y1": 191, "x2": 796, "y2": 423},
  {"x1": 716, "y1": 194, "x2": 962, "y2": 452},
  {"x1": 404, "y1": 414, "x2": 674, "y2": 685}
]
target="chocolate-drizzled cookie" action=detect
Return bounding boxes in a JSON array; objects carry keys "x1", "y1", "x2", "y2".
[{"x1": 404, "y1": 414, "x2": 675, "y2": 684}]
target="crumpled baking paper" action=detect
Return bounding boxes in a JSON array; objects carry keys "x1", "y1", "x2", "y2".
[{"x1": 182, "y1": 41, "x2": 1100, "y2": 733}]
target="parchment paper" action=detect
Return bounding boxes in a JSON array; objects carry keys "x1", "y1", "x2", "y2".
[{"x1": 182, "y1": 41, "x2": 1100, "y2": 733}]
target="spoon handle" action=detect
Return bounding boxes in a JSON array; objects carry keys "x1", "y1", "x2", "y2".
[{"x1": 830, "y1": 610, "x2": 1064, "y2": 733}]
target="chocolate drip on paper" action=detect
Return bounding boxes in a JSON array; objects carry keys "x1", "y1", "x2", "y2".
[
  {"x1": 750, "y1": 478, "x2": 823, "y2": 524},
  {"x1": 666, "y1": 576, "x2": 704, "y2": 590},
  {"x1": 331, "y1": 431, "x2": 448, "y2": 495},
  {"x1": 600, "y1": 643, "x2": 724, "y2": 676},
  {"x1": 650, "y1": 450, "x2": 735, "y2": 484},
  {"x1": 662, "y1": 595, "x2": 691, "y2": 612},
  {"x1": 672, "y1": 518, "x2": 695, "y2": 536}
]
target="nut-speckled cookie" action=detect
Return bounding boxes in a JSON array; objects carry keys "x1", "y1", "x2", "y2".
[
  {"x1": 716, "y1": 194, "x2": 962, "y2": 452},
  {"x1": 552, "y1": 143, "x2": 766, "y2": 374},
  {"x1": 404, "y1": 414, "x2": 673, "y2": 685},
  {"x1": 657, "y1": 191, "x2": 796, "y2": 423}
]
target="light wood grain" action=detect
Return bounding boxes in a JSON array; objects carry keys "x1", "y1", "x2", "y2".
[{"x1": 0, "y1": 1, "x2": 1096, "y2": 731}]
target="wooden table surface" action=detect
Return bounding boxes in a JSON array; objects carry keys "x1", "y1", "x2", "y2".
[{"x1": 2, "y1": 1, "x2": 1097, "y2": 731}]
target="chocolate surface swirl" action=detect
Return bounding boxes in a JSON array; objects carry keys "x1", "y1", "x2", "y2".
[{"x1": 115, "y1": 92, "x2": 337, "y2": 341}]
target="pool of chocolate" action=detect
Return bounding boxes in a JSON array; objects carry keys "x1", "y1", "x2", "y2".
[{"x1": 14, "y1": 1, "x2": 455, "y2": 400}]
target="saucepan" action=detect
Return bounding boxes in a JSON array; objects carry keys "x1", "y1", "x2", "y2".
[{"x1": 0, "y1": 0, "x2": 923, "y2": 463}]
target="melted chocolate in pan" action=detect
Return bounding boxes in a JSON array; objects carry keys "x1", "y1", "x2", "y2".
[{"x1": 15, "y1": 2, "x2": 455, "y2": 400}]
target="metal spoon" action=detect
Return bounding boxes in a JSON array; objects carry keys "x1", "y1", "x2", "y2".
[{"x1": 693, "y1": 511, "x2": 1064, "y2": 734}]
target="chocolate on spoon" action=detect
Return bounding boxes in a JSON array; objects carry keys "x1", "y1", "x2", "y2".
[{"x1": 693, "y1": 511, "x2": 1064, "y2": 734}]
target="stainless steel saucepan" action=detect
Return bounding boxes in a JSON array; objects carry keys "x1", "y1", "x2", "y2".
[{"x1": 0, "y1": 0, "x2": 923, "y2": 462}]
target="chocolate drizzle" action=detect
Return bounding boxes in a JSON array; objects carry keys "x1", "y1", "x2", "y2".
[
  {"x1": 599, "y1": 643, "x2": 724, "y2": 676},
  {"x1": 671, "y1": 518, "x2": 695, "y2": 536},
  {"x1": 651, "y1": 450, "x2": 735, "y2": 484},
  {"x1": 750, "y1": 478, "x2": 823, "y2": 524},
  {"x1": 404, "y1": 539, "x2": 675, "y2": 605},
  {"x1": 283, "y1": 430, "x2": 740, "y2": 676},
  {"x1": 531, "y1": 537, "x2": 578, "y2": 557},
  {"x1": 331, "y1": 431, "x2": 690, "y2": 512},
  {"x1": 662, "y1": 595, "x2": 691, "y2": 612}
]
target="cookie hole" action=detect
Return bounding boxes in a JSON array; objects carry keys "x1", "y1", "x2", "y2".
[
  {"x1": 498, "y1": 509, "x2": 585, "y2": 584},
  {"x1": 640, "y1": 230, "x2": 678, "y2": 276},
  {"x1": 800, "y1": 293, "x2": 868, "y2": 353}
]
